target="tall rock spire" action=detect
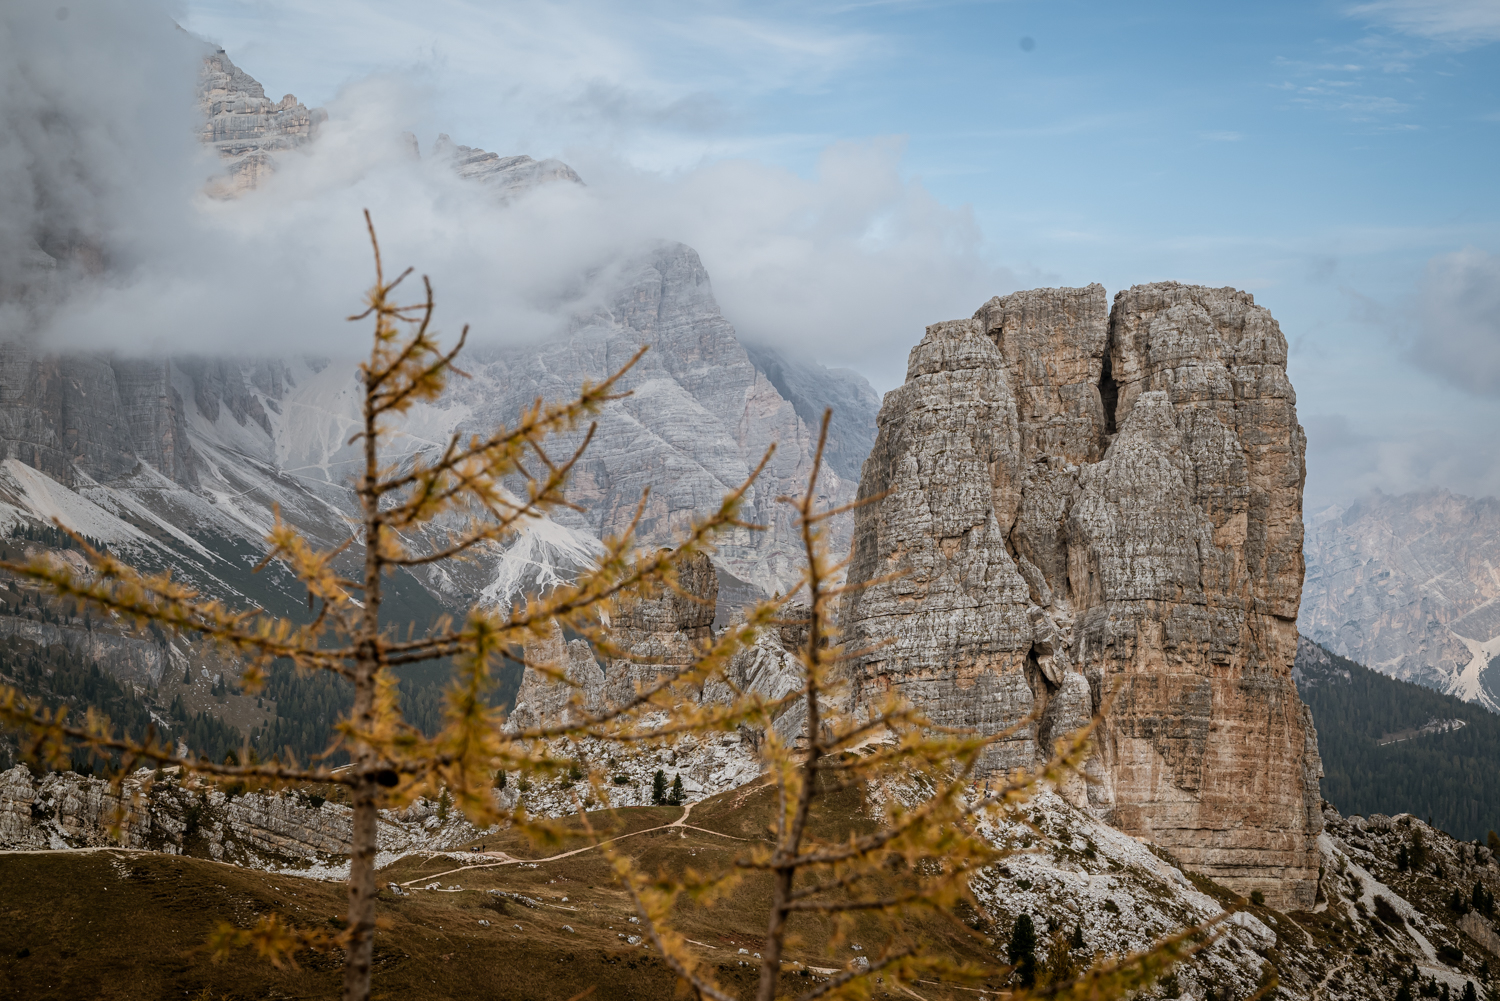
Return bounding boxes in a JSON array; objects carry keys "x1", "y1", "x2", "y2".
[{"x1": 842, "y1": 281, "x2": 1323, "y2": 909}]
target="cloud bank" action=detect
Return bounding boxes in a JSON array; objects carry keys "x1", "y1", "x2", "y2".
[
  {"x1": 1, "y1": 2, "x2": 1007, "y2": 391},
  {"x1": 0, "y1": 2, "x2": 203, "y2": 300}
]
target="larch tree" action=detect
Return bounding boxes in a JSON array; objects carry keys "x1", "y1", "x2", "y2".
[
  {"x1": 0, "y1": 215, "x2": 773, "y2": 1001},
  {"x1": 0, "y1": 215, "x2": 1212, "y2": 1001}
]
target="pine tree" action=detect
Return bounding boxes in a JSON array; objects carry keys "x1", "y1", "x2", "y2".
[
  {"x1": 667, "y1": 772, "x2": 684, "y2": 806},
  {"x1": 1070, "y1": 923, "x2": 1086, "y2": 950},
  {"x1": 651, "y1": 768, "x2": 667, "y2": 805},
  {"x1": 182, "y1": 664, "x2": 192, "y2": 685},
  {"x1": 1463, "y1": 981, "x2": 1478, "y2": 1001},
  {"x1": 1008, "y1": 913, "x2": 1038, "y2": 988}
]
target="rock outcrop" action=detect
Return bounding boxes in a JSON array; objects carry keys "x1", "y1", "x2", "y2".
[
  {"x1": 199, "y1": 49, "x2": 321, "y2": 194},
  {"x1": 0, "y1": 764, "x2": 487, "y2": 865},
  {"x1": 509, "y1": 625, "x2": 608, "y2": 731},
  {"x1": 430, "y1": 133, "x2": 583, "y2": 198},
  {"x1": 843, "y1": 282, "x2": 1322, "y2": 909},
  {"x1": 511, "y1": 551, "x2": 718, "y2": 726},
  {"x1": 1301, "y1": 490, "x2": 1500, "y2": 708}
]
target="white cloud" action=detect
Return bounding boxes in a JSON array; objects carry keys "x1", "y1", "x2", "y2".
[
  {"x1": 2, "y1": 5, "x2": 1006, "y2": 394},
  {"x1": 179, "y1": 0, "x2": 879, "y2": 169},
  {"x1": 1347, "y1": 0, "x2": 1500, "y2": 48},
  {"x1": 0, "y1": 1, "x2": 204, "y2": 299}
]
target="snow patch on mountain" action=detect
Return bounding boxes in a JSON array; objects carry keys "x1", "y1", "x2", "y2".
[
  {"x1": 1448, "y1": 632, "x2": 1500, "y2": 712},
  {"x1": 0, "y1": 460, "x2": 153, "y2": 547},
  {"x1": 477, "y1": 512, "x2": 604, "y2": 608}
]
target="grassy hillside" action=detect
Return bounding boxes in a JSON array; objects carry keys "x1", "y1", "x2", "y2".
[
  {"x1": 1297, "y1": 638, "x2": 1500, "y2": 841},
  {"x1": 0, "y1": 779, "x2": 988, "y2": 1001}
]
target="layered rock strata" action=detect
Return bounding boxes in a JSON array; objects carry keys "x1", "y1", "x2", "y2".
[
  {"x1": 199, "y1": 49, "x2": 321, "y2": 194},
  {"x1": 434, "y1": 242, "x2": 861, "y2": 606},
  {"x1": 843, "y1": 282, "x2": 1322, "y2": 908}
]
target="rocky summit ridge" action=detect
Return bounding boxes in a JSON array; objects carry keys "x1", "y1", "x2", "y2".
[{"x1": 844, "y1": 282, "x2": 1321, "y2": 909}]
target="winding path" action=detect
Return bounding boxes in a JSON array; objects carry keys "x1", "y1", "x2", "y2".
[{"x1": 396, "y1": 800, "x2": 751, "y2": 888}]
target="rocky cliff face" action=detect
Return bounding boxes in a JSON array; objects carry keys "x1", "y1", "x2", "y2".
[
  {"x1": 433, "y1": 245, "x2": 859, "y2": 605},
  {"x1": 843, "y1": 282, "x2": 1322, "y2": 909},
  {"x1": 743, "y1": 345, "x2": 883, "y2": 484},
  {"x1": 199, "y1": 49, "x2": 321, "y2": 194},
  {"x1": 1301, "y1": 491, "x2": 1500, "y2": 708}
]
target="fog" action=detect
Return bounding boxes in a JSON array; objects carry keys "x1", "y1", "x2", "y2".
[
  {"x1": 1411, "y1": 247, "x2": 1500, "y2": 398},
  {"x1": 1, "y1": 2, "x2": 1012, "y2": 390}
]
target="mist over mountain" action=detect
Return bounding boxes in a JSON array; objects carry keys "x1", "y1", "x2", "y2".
[{"x1": 0, "y1": 15, "x2": 885, "y2": 619}]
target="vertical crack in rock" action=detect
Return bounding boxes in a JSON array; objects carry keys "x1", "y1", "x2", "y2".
[
  {"x1": 1099, "y1": 352, "x2": 1119, "y2": 438},
  {"x1": 843, "y1": 282, "x2": 1323, "y2": 910}
]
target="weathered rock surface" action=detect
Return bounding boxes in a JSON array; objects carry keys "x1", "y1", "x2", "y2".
[
  {"x1": 199, "y1": 49, "x2": 321, "y2": 194},
  {"x1": 0, "y1": 764, "x2": 484, "y2": 867},
  {"x1": 843, "y1": 282, "x2": 1322, "y2": 908},
  {"x1": 600, "y1": 551, "x2": 717, "y2": 706},
  {"x1": 413, "y1": 242, "x2": 861, "y2": 606},
  {"x1": 742, "y1": 344, "x2": 883, "y2": 484},
  {"x1": 509, "y1": 625, "x2": 608, "y2": 732},
  {"x1": 1301, "y1": 490, "x2": 1500, "y2": 708},
  {"x1": 512, "y1": 552, "x2": 723, "y2": 726}
]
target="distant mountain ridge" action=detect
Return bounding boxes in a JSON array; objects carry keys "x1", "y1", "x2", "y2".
[
  {"x1": 1301, "y1": 490, "x2": 1500, "y2": 710},
  {"x1": 0, "y1": 46, "x2": 881, "y2": 652}
]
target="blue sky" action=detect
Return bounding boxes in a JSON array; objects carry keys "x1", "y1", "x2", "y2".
[{"x1": 180, "y1": 0, "x2": 1500, "y2": 508}]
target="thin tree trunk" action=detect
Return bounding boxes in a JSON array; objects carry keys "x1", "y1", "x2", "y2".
[
  {"x1": 758, "y1": 671, "x2": 823, "y2": 1001},
  {"x1": 342, "y1": 783, "x2": 379, "y2": 1001},
  {"x1": 757, "y1": 869, "x2": 793, "y2": 1001},
  {"x1": 344, "y1": 365, "x2": 386, "y2": 1001}
]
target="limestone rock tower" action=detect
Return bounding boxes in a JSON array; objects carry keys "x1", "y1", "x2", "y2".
[{"x1": 842, "y1": 282, "x2": 1323, "y2": 909}]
